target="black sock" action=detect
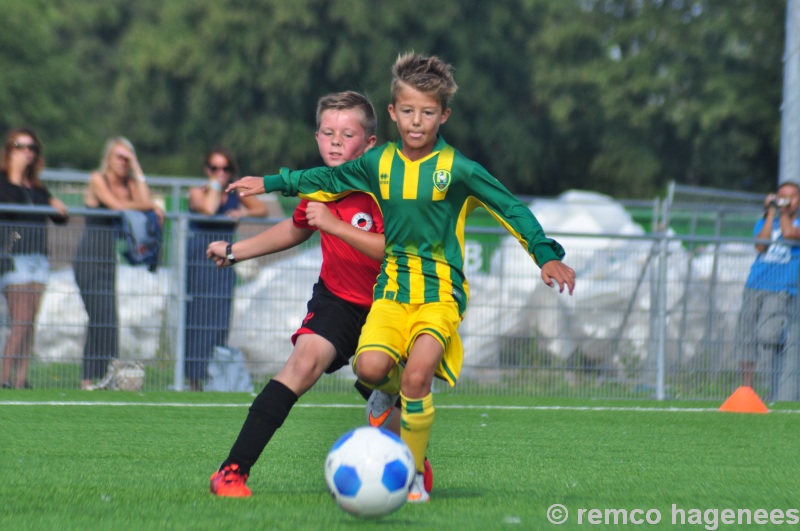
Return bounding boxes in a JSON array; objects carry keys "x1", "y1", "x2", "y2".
[
  {"x1": 221, "y1": 379, "x2": 298, "y2": 475},
  {"x1": 353, "y1": 379, "x2": 373, "y2": 402},
  {"x1": 353, "y1": 379, "x2": 401, "y2": 409}
]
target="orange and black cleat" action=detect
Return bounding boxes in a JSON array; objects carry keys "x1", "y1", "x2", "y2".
[{"x1": 210, "y1": 464, "x2": 252, "y2": 497}]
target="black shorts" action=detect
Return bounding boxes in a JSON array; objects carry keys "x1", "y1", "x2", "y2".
[{"x1": 291, "y1": 279, "x2": 370, "y2": 374}]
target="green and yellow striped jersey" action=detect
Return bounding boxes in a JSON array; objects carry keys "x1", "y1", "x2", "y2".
[{"x1": 264, "y1": 136, "x2": 565, "y2": 315}]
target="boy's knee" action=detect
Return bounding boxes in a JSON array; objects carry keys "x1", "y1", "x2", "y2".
[
  {"x1": 355, "y1": 352, "x2": 393, "y2": 384},
  {"x1": 289, "y1": 353, "x2": 323, "y2": 380},
  {"x1": 401, "y1": 366, "x2": 433, "y2": 397},
  {"x1": 281, "y1": 346, "x2": 332, "y2": 384}
]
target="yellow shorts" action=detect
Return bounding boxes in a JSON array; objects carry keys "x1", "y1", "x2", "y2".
[{"x1": 355, "y1": 299, "x2": 463, "y2": 386}]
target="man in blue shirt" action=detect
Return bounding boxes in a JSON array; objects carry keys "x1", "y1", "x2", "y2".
[{"x1": 736, "y1": 181, "x2": 800, "y2": 397}]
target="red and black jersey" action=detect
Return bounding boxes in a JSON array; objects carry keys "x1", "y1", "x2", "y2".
[{"x1": 292, "y1": 192, "x2": 383, "y2": 308}]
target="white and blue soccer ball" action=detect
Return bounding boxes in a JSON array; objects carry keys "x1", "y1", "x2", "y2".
[{"x1": 324, "y1": 426, "x2": 415, "y2": 518}]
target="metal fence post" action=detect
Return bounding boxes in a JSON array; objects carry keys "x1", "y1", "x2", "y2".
[
  {"x1": 173, "y1": 216, "x2": 189, "y2": 391},
  {"x1": 780, "y1": 0, "x2": 800, "y2": 186},
  {"x1": 655, "y1": 225, "x2": 667, "y2": 400},
  {"x1": 655, "y1": 184, "x2": 675, "y2": 401}
]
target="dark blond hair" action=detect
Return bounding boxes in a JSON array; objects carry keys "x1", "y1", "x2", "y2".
[
  {"x1": 315, "y1": 91, "x2": 377, "y2": 139},
  {"x1": 390, "y1": 52, "x2": 458, "y2": 110},
  {"x1": 0, "y1": 127, "x2": 45, "y2": 188}
]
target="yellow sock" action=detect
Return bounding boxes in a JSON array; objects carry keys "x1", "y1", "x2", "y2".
[{"x1": 400, "y1": 391, "x2": 434, "y2": 473}]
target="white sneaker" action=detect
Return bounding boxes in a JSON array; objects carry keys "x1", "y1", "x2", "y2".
[
  {"x1": 407, "y1": 472, "x2": 430, "y2": 503},
  {"x1": 366, "y1": 389, "x2": 399, "y2": 428}
]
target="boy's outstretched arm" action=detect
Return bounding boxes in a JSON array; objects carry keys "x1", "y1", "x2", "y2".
[
  {"x1": 227, "y1": 176, "x2": 266, "y2": 197},
  {"x1": 541, "y1": 260, "x2": 576, "y2": 295},
  {"x1": 207, "y1": 218, "x2": 313, "y2": 267}
]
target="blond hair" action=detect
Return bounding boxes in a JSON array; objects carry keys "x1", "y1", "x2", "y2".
[
  {"x1": 390, "y1": 52, "x2": 458, "y2": 110},
  {"x1": 99, "y1": 137, "x2": 137, "y2": 179}
]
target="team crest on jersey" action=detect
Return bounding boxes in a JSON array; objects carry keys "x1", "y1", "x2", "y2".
[
  {"x1": 433, "y1": 170, "x2": 451, "y2": 192},
  {"x1": 351, "y1": 212, "x2": 374, "y2": 231}
]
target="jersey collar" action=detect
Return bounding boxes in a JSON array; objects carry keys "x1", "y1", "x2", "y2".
[{"x1": 393, "y1": 135, "x2": 447, "y2": 162}]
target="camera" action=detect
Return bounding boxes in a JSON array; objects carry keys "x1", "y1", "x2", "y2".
[{"x1": 770, "y1": 197, "x2": 791, "y2": 208}]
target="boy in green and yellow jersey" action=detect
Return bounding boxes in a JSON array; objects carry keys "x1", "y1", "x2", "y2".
[{"x1": 230, "y1": 52, "x2": 576, "y2": 502}]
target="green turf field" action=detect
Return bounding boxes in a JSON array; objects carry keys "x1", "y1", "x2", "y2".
[{"x1": 1, "y1": 390, "x2": 798, "y2": 530}]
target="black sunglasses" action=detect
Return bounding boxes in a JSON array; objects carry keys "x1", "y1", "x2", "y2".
[
  {"x1": 207, "y1": 165, "x2": 232, "y2": 173},
  {"x1": 12, "y1": 142, "x2": 39, "y2": 153}
]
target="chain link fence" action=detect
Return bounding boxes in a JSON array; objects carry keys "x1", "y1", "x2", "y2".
[{"x1": 1, "y1": 171, "x2": 796, "y2": 402}]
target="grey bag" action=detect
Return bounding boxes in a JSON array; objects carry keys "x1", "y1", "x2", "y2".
[
  {"x1": 91, "y1": 360, "x2": 146, "y2": 391},
  {"x1": 205, "y1": 346, "x2": 253, "y2": 392}
]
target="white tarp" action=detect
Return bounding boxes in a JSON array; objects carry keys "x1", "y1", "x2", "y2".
[{"x1": 24, "y1": 190, "x2": 758, "y2": 379}]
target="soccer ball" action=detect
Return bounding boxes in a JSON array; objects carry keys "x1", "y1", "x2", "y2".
[{"x1": 324, "y1": 426, "x2": 415, "y2": 518}]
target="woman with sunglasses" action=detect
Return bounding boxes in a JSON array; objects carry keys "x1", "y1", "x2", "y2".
[
  {"x1": 74, "y1": 137, "x2": 163, "y2": 390},
  {"x1": 185, "y1": 146, "x2": 268, "y2": 390},
  {"x1": 0, "y1": 127, "x2": 68, "y2": 389}
]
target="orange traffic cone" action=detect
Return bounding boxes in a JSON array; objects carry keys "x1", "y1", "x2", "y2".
[{"x1": 719, "y1": 386, "x2": 769, "y2": 414}]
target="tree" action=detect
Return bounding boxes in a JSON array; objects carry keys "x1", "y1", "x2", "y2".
[
  {"x1": 530, "y1": 0, "x2": 785, "y2": 196},
  {"x1": 0, "y1": 0, "x2": 786, "y2": 198}
]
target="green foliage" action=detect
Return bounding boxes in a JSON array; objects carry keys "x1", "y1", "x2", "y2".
[
  {"x1": 0, "y1": 0, "x2": 787, "y2": 197},
  {"x1": 0, "y1": 1, "x2": 93, "y2": 167},
  {"x1": 531, "y1": 0, "x2": 785, "y2": 196}
]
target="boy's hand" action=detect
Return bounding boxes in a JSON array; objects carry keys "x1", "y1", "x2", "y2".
[
  {"x1": 207, "y1": 240, "x2": 231, "y2": 267},
  {"x1": 226, "y1": 176, "x2": 265, "y2": 197},
  {"x1": 305, "y1": 202, "x2": 337, "y2": 232},
  {"x1": 541, "y1": 261, "x2": 575, "y2": 295}
]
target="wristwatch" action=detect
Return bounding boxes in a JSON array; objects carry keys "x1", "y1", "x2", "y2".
[{"x1": 226, "y1": 243, "x2": 236, "y2": 264}]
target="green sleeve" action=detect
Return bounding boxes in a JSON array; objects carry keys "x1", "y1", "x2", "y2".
[
  {"x1": 262, "y1": 158, "x2": 373, "y2": 198},
  {"x1": 466, "y1": 162, "x2": 565, "y2": 265},
  {"x1": 262, "y1": 173, "x2": 286, "y2": 194}
]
